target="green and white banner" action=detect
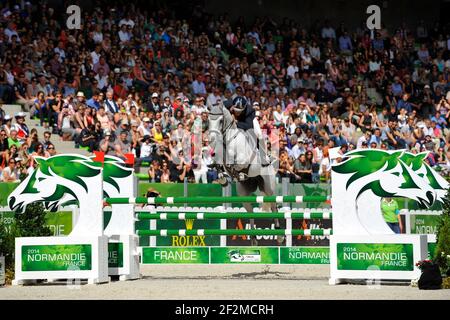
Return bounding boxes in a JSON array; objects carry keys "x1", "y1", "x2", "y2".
[
  {"x1": 0, "y1": 210, "x2": 72, "y2": 236},
  {"x1": 142, "y1": 247, "x2": 209, "y2": 264},
  {"x1": 21, "y1": 244, "x2": 92, "y2": 271},
  {"x1": 337, "y1": 243, "x2": 414, "y2": 271},
  {"x1": 210, "y1": 247, "x2": 279, "y2": 264},
  {"x1": 410, "y1": 214, "x2": 440, "y2": 235},
  {"x1": 280, "y1": 247, "x2": 329, "y2": 264},
  {"x1": 108, "y1": 243, "x2": 123, "y2": 268}
]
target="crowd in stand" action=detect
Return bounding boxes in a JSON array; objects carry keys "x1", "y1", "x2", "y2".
[{"x1": 0, "y1": 2, "x2": 450, "y2": 183}]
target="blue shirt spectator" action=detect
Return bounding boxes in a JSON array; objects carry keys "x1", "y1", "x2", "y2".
[
  {"x1": 397, "y1": 98, "x2": 412, "y2": 113},
  {"x1": 86, "y1": 97, "x2": 100, "y2": 110},
  {"x1": 338, "y1": 34, "x2": 352, "y2": 52}
]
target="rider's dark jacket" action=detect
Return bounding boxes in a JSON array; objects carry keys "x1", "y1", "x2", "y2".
[{"x1": 227, "y1": 104, "x2": 255, "y2": 131}]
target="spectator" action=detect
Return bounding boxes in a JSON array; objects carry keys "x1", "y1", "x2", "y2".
[
  {"x1": 78, "y1": 124, "x2": 98, "y2": 152},
  {"x1": 1, "y1": 158, "x2": 20, "y2": 182},
  {"x1": 294, "y1": 153, "x2": 312, "y2": 183}
]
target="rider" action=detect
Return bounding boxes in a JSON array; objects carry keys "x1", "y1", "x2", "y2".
[{"x1": 227, "y1": 96, "x2": 270, "y2": 172}]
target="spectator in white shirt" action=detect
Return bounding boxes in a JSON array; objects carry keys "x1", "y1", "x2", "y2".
[
  {"x1": 321, "y1": 21, "x2": 336, "y2": 40},
  {"x1": 90, "y1": 45, "x2": 102, "y2": 65},
  {"x1": 118, "y1": 25, "x2": 131, "y2": 44},
  {"x1": 4, "y1": 22, "x2": 20, "y2": 42},
  {"x1": 287, "y1": 59, "x2": 299, "y2": 79}
]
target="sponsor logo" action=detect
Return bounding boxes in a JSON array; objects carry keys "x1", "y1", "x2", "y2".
[{"x1": 228, "y1": 249, "x2": 261, "y2": 263}]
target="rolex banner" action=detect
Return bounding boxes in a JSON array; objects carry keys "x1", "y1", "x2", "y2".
[
  {"x1": 21, "y1": 244, "x2": 92, "y2": 271},
  {"x1": 336, "y1": 243, "x2": 414, "y2": 271},
  {"x1": 156, "y1": 219, "x2": 221, "y2": 246}
]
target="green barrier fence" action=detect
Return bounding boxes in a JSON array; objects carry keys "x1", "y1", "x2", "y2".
[
  {"x1": 137, "y1": 228, "x2": 333, "y2": 236},
  {"x1": 137, "y1": 212, "x2": 332, "y2": 220},
  {"x1": 106, "y1": 195, "x2": 330, "y2": 205}
]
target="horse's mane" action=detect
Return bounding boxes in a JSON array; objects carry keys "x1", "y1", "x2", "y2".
[{"x1": 209, "y1": 103, "x2": 235, "y2": 130}]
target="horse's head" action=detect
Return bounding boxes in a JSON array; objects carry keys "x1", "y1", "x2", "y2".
[
  {"x1": 333, "y1": 149, "x2": 436, "y2": 207},
  {"x1": 207, "y1": 102, "x2": 225, "y2": 151},
  {"x1": 400, "y1": 151, "x2": 449, "y2": 203},
  {"x1": 8, "y1": 155, "x2": 102, "y2": 212}
]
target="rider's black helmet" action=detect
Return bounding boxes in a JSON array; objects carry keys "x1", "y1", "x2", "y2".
[{"x1": 232, "y1": 96, "x2": 248, "y2": 112}]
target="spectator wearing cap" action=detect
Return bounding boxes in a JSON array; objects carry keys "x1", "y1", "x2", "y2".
[
  {"x1": 59, "y1": 100, "x2": 76, "y2": 141},
  {"x1": 75, "y1": 91, "x2": 86, "y2": 107},
  {"x1": 99, "y1": 130, "x2": 116, "y2": 156},
  {"x1": 172, "y1": 96, "x2": 184, "y2": 112},
  {"x1": 181, "y1": 97, "x2": 191, "y2": 114},
  {"x1": 146, "y1": 92, "x2": 161, "y2": 113},
  {"x1": 13, "y1": 112, "x2": 29, "y2": 142},
  {"x1": 1, "y1": 114, "x2": 13, "y2": 135}
]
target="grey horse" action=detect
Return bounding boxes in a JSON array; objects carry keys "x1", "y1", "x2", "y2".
[{"x1": 207, "y1": 102, "x2": 283, "y2": 246}]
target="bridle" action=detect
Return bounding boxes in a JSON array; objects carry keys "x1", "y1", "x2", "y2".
[{"x1": 208, "y1": 104, "x2": 234, "y2": 135}]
